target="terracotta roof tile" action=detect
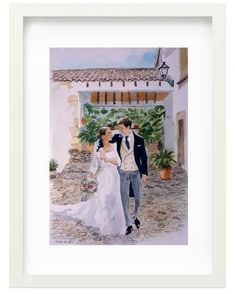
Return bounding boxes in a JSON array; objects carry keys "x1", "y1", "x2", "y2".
[{"x1": 51, "y1": 68, "x2": 168, "y2": 83}]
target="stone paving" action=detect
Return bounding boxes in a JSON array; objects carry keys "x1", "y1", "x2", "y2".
[{"x1": 50, "y1": 150, "x2": 188, "y2": 245}]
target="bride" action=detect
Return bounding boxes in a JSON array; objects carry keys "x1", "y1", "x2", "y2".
[{"x1": 51, "y1": 126, "x2": 126, "y2": 235}]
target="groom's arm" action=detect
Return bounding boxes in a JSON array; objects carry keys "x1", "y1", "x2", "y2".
[{"x1": 109, "y1": 133, "x2": 120, "y2": 143}]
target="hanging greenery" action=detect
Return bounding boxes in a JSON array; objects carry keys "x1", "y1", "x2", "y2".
[
  {"x1": 78, "y1": 104, "x2": 165, "y2": 145},
  {"x1": 138, "y1": 106, "x2": 165, "y2": 144}
]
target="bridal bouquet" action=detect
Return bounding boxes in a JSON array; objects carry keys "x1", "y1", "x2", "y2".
[{"x1": 80, "y1": 176, "x2": 98, "y2": 197}]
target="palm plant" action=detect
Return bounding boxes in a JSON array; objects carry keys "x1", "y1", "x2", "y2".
[
  {"x1": 78, "y1": 120, "x2": 99, "y2": 144},
  {"x1": 151, "y1": 149, "x2": 177, "y2": 169},
  {"x1": 151, "y1": 149, "x2": 177, "y2": 180}
]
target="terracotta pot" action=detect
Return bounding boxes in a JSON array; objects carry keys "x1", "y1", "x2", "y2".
[
  {"x1": 85, "y1": 143, "x2": 95, "y2": 153},
  {"x1": 159, "y1": 167, "x2": 172, "y2": 180},
  {"x1": 81, "y1": 117, "x2": 87, "y2": 125}
]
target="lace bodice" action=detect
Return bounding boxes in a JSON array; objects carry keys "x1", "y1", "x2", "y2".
[{"x1": 90, "y1": 145, "x2": 121, "y2": 174}]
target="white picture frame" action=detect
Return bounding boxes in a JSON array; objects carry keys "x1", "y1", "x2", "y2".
[{"x1": 9, "y1": 3, "x2": 226, "y2": 288}]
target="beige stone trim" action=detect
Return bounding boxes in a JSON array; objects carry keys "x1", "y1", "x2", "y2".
[{"x1": 67, "y1": 95, "x2": 81, "y2": 151}]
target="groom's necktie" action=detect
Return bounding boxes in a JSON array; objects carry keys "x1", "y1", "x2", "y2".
[{"x1": 125, "y1": 135, "x2": 130, "y2": 150}]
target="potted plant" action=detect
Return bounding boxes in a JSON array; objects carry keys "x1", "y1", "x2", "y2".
[
  {"x1": 151, "y1": 149, "x2": 177, "y2": 180},
  {"x1": 49, "y1": 159, "x2": 59, "y2": 178},
  {"x1": 78, "y1": 120, "x2": 98, "y2": 152}
]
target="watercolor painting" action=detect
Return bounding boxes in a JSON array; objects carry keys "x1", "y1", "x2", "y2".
[{"x1": 50, "y1": 48, "x2": 188, "y2": 245}]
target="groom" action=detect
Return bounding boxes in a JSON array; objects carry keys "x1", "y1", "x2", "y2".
[{"x1": 110, "y1": 117, "x2": 148, "y2": 235}]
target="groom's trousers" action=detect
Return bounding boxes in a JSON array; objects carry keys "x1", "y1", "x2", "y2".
[{"x1": 119, "y1": 170, "x2": 142, "y2": 226}]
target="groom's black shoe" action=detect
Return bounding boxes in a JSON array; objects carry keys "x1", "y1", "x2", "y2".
[
  {"x1": 134, "y1": 218, "x2": 141, "y2": 229},
  {"x1": 125, "y1": 225, "x2": 133, "y2": 235}
]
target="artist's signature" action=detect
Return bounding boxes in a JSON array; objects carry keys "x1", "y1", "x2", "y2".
[{"x1": 54, "y1": 240, "x2": 71, "y2": 244}]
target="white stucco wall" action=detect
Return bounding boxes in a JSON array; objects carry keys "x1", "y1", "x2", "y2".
[
  {"x1": 162, "y1": 93, "x2": 174, "y2": 151},
  {"x1": 163, "y1": 48, "x2": 188, "y2": 171},
  {"x1": 74, "y1": 80, "x2": 173, "y2": 93},
  {"x1": 163, "y1": 48, "x2": 181, "y2": 83},
  {"x1": 50, "y1": 81, "x2": 76, "y2": 172},
  {"x1": 173, "y1": 81, "x2": 188, "y2": 171}
]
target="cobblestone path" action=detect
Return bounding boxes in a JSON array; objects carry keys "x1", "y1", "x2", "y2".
[{"x1": 50, "y1": 151, "x2": 188, "y2": 245}]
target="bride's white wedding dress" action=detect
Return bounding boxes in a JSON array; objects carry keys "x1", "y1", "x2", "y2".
[{"x1": 51, "y1": 146, "x2": 126, "y2": 235}]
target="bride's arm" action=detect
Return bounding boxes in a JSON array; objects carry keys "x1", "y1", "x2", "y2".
[
  {"x1": 89, "y1": 148, "x2": 102, "y2": 176},
  {"x1": 98, "y1": 147, "x2": 118, "y2": 165},
  {"x1": 104, "y1": 148, "x2": 121, "y2": 166},
  {"x1": 104, "y1": 157, "x2": 119, "y2": 165},
  {"x1": 89, "y1": 154, "x2": 98, "y2": 176}
]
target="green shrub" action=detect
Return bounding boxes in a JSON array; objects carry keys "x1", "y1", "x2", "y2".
[{"x1": 50, "y1": 159, "x2": 59, "y2": 171}]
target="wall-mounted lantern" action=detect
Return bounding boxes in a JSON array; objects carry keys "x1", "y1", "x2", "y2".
[{"x1": 158, "y1": 61, "x2": 169, "y2": 78}]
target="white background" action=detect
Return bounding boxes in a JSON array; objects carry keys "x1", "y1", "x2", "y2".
[{"x1": 1, "y1": 0, "x2": 234, "y2": 293}]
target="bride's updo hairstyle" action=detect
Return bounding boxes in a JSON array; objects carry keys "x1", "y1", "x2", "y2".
[{"x1": 96, "y1": 126, "x2": 109, "y2": 151}]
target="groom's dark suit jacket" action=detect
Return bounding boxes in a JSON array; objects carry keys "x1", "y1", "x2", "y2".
[{"x1": 110, "y1": 131, "x2": 148, "y2": 176}]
